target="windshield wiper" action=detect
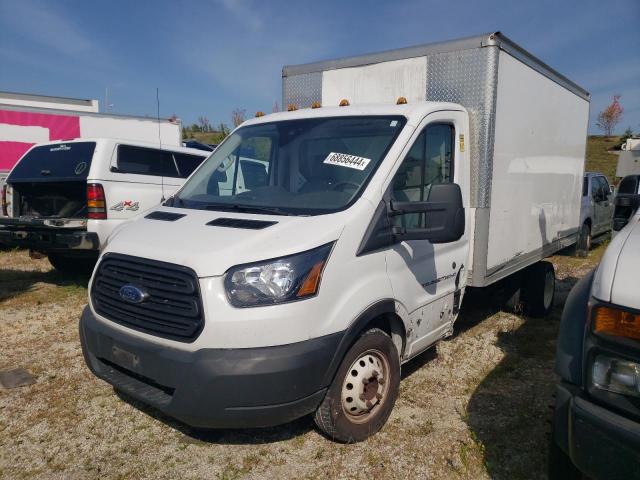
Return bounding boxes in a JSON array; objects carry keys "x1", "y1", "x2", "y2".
[{"x1": 202, "y1": 203, "x2": 294, "y2": 216}]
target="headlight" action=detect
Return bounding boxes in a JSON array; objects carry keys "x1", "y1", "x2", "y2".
[
  {"x1": 592, "y1": 354, "x2": 640, "y2": 398},
  {"x1": 224, "y1": 243, "x2": 333, "y2": 307}
]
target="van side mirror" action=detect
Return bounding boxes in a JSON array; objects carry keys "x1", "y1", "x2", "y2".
[{"x1": 389, "y1": 183, "x2": 465, "y2": 244}]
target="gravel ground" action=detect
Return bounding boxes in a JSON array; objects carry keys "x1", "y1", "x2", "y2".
[{"x1": 0, "y1": 245, "x2": 604, "y2": 479}]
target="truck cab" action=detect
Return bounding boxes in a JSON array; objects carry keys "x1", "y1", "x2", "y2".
[
  {"x1": 551, "y1": 208, "x2": 640, "y2": 479},
  {"x1": 577, "y1": 172, "x2": 614, "y2": 255}
]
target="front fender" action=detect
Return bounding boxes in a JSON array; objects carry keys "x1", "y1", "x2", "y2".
[{"x1": 554, "y1": 269, "x2": 595, "y2": 385}]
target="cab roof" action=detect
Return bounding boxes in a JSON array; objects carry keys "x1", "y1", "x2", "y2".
[{"x1": 241, "y1": 101, "x2": 466, "y2": 128}]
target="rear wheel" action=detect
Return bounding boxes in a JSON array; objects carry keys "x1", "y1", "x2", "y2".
[
  {"x1": 314, "y1": 328, "x2": 400, "y2": 442},
  {"x1": 522, "y1": 261, "x2": 556, "y2": 318},
  {"x1": 575, "y1": 222, "x2": 591, "y2": 258},
  {"x1": 48, "y1": 253, "x2": 97, "y2": 275}
]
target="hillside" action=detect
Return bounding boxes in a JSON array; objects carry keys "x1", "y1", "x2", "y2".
[{"x1": 585, "y1": 135, "x2": 621, "y2": 181}]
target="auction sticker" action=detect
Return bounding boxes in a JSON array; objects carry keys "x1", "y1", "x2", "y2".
[{"x1": 323, "y1": 152, "x2": 371, "y2": 171}]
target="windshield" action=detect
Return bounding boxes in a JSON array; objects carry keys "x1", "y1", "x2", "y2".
[{"x1": 175, "y1": 116, "x2": 406, "y2": 215}]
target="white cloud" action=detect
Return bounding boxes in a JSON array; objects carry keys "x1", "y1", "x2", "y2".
[
  {"x1": 213, "y1": 0, "x2": 263, "y2": 31},
  {"x1": 3, "y1": 0, "x2": 95, "y2": 56}
]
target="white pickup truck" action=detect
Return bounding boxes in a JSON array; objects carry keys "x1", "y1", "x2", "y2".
[
  {"x1": 79, "y1": 32, "x2": 590, "y2": 441},
  {"x1": 0, "y1": 139, "x2": 208, "y2": 272},
  {"x1": 550, "y1": 200, "x2": 640, "y2": 478}
]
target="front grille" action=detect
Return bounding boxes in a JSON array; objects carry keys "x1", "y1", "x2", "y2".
[{"x1": 91, "y1": 253, "x2": 204, "y2": 342}]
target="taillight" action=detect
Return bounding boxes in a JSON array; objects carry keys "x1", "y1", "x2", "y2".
[
  {"x1": 87, "y1": 183, "x2": 107, "y2": 219},
  {"x1": 1, "y1": 185, "x2": 7, "y2": 216}
]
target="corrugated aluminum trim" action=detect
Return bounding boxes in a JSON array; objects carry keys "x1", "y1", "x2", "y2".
[
  {"x1": 426, "y1": 47, "x2": 499, "y2": 207},
  {"x1": 282, "y1": 32, "x2": 589, "y2": 101},
  {"x1": 282, "y1": 72, "x2": 322, "y2": 110}
]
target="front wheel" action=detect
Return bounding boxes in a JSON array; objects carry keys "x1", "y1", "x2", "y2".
[
  {"x1": 314, "y1": 328, "x2": 400, "y2": 442},
  {"x1": 575, "y1": 222, "x2": 591, "y2": 258}
]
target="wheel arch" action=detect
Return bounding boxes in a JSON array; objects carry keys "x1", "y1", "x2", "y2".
[{"x1": 322, "y1": 300, "x2": 406, "y2": 386}]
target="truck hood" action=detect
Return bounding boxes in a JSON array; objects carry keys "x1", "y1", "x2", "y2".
[
  {"x1": 592, "y1": 213, "x2": 640, "y2": 309},
  {"x1": 103, "y1": 207, "x2": 345, "y2": 277}
]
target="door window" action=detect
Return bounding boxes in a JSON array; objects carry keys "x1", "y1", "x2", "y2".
[
  {"x1": 590, "y1": 177, "x2": 601, "y2": 200},
  {"x1": 597, "y1": 176, "x2": 610, "y2": 199},
  {"x1": 618, "y1": 175, "x2": 639, "y2": 194},
  {"x1": 592, "y1": 176, "x2": 610, "y2": 201},
  {"x1": 391, "y1": 123, "x2": 454, "y2": 228},
  {"x1": 174, "y1": 153, "x2": 206, "y2": 178}
]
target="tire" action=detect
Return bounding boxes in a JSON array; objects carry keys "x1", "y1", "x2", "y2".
[
  {"x1": 522, "y1": 261, "x2": 556, "y2": 318},
  {"x1": 314, "y1": 328, "x2": 400, "y2": 443},
  {"x1": 548, "y1": 432, "x2": 581, "y2": 479},
  {"x1": 575, "y1": 222, "x2": 591, "y2": 258},
  {"x1": 48, "y1": 253, "x2": 97, "y2": 275}
]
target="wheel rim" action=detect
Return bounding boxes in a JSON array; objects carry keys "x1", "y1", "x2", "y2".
[
  {"x1": 341, "y1": 349, "x2": 390, "y2": 423},
  {"x1": 543, "y1": 270, "x2": 555, "y2": 310}
]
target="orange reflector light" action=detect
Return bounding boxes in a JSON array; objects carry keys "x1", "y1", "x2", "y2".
[
  {"x1": 287, "y1": 104, "x2": 298, "y2": 111},
  {"x1": 339, "y1": 99, "x2": 350, "y2": 107},
  {"x1": 311, "y1": 101, "x2": 321, "y2": 109},
  {"x1": 396, "y1": 96, "x2": 407, "y2": 105},
  {"x1": 255, "y1": 111, "x2": 265, "y2": 117},
  {"x1": 297, "y1": 261, "x2": 325, "y2": 297},
  {"x1": 594, "y1": 306, "x2": 640, "y2": 340}
]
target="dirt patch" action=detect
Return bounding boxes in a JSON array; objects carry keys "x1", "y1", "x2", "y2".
[{"x1": 0, "y1": 247, "x2": 604, "y2": 479}]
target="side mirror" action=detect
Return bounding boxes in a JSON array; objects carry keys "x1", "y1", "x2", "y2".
[{"x1": 389, "y1": 183, "x2": 465, "y2": 244}]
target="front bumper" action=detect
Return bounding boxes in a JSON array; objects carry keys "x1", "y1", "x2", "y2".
[
  {"x1": 553, "y1": 382, "x2": 640, "y2": 479},
  {"x1": 0, "y1": 224, "x2": 98, "y2": 251},
  {"x1": 79, "y1": 306, "x2": 342, "y2": 428}
]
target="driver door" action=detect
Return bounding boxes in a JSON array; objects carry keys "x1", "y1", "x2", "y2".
[{"x1": 384, "y1": 111, "x2": 469, "y2": 359}]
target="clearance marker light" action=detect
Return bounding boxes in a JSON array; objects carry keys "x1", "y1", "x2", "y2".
[
  {"x1": 311, "y1": 101, "x2": 321, "y2": 109},
  {"x1": 339, "y1": 99, "x2": 350, "y2": 107},
  {"x1": 396, "y1": 96, "x2": 408, "y2": 105},
  {"x1": 287, "y1": 104, "x2": 298, "y2": 111},
  {"x1": 255, "y1": 111, "x2": 265, "y2": 117}
]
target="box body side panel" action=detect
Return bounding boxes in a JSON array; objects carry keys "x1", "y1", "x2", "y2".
[
  {"x1": 321, "y1": 57, "x2": 427, "y2": 106},
  {"x1": 485, "y1": 50, "x2": 589, "y2": 274}
]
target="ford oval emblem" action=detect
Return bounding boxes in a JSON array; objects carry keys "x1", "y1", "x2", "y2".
[{"x1": 119, "y1": 284, "x2": 149, "y2": 304}]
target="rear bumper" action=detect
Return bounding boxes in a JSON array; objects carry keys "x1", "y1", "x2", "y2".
[
  {"x1": 0, "y1": 222, "x2": 98, "y2": 251},
  {"x1": 553, "y1": 382, "x2": 640, "y2": 479},
  {"x1": 79, "y1": 306, "x2": 342, "y2": 428}
]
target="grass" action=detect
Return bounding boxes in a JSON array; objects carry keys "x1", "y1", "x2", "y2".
[{"x1": 585, "y1": 135, "x2": 621, "y2": 182}]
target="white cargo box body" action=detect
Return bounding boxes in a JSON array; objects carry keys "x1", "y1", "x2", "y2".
[{"x1": 282, "y1": 32, "x2": 590, "y2": 287}]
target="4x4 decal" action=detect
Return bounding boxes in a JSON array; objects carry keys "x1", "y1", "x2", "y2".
[{"x1": 110, "y1": 201, "x2": 140, "y2": 212}]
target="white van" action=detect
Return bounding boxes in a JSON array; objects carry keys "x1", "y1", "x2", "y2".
[
  {"x1": 0, "y1": 138, "x2": 208, "y2": 272},
  {"x1": 79, "y1": 33, "x2": 589, "y2": 441}
]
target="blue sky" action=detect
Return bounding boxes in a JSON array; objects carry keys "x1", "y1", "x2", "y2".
[{"x1": 1, "y1": 0, "x2": 638, "y2": 134}]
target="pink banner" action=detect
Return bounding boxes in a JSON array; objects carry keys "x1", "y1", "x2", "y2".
[{"x1": 0, "y1": 109, "x2": 81, "y2": 171}]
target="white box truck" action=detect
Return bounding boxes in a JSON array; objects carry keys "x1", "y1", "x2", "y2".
[{"x1": 79, "y1": 32, "x2": 590, "y2": 442}]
